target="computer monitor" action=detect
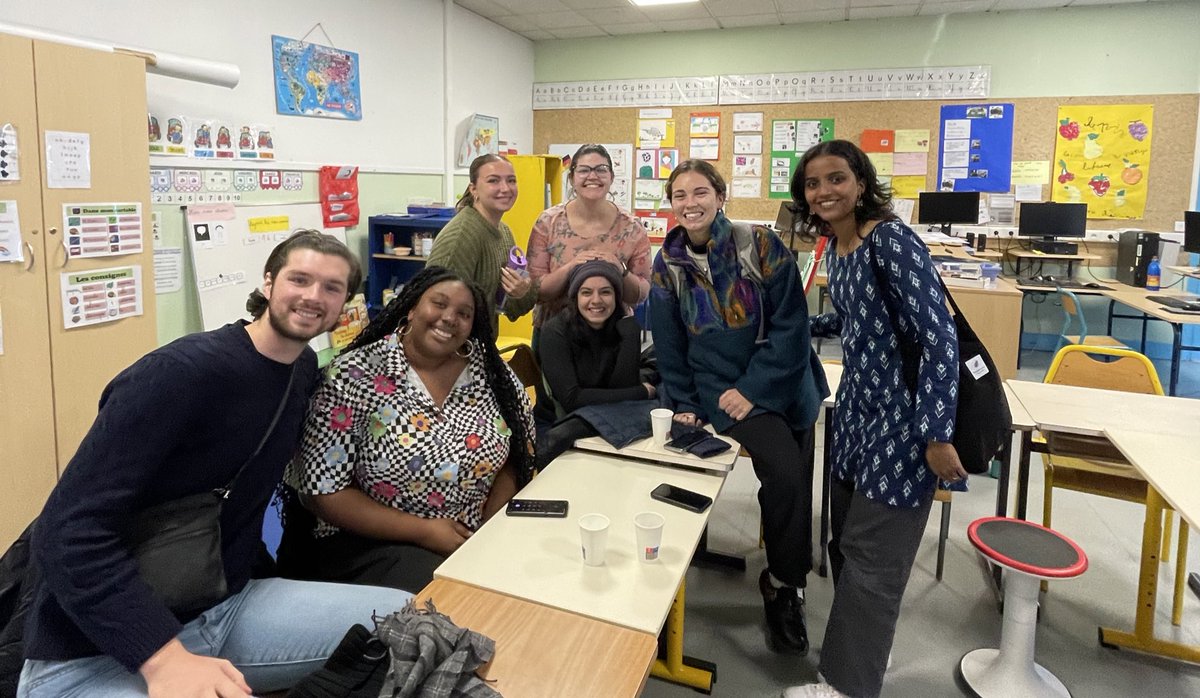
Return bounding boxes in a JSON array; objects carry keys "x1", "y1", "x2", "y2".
[
  {"x1": 1019, "y1": 201, "x2": 1087, "y2": 254},
  {"x1": 1185, "y1": 210, "x2": 1200, "y2": 254},
  {"x1": 917, "y1": 192, "x2": 980, "y2": 235},
  {"x1": 774, "y1": 201, "x2": 798, "y2": 234}
]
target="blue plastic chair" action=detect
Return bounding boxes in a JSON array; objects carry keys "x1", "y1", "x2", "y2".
[{"x1": 1054, "y1": 287, "x2": 1126, "y2": 355}]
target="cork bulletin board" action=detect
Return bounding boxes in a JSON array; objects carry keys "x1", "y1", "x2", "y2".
[{"x1": 534, "y1": 93, "x2": 1198, "y2": 232}]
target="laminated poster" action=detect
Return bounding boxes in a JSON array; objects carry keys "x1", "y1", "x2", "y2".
[
  {"x1": 1051, "y1": 105, "x2": 1152, "y2": 219},
  {"x1": 0, "y1": 201, "x2": 24, "y2": 263},
  {"x1": 937, "y1": 104, "x2": 1013, "y2": 194},
  {"x1": 63, "y1": 203, "x2": 143, "y2": 259},
  {"x1": 769, "y1": 119, "x2": 833, "y2": 199},
  {"x1": 61, "y1": 265, "x2": 143, "y2": 329}
]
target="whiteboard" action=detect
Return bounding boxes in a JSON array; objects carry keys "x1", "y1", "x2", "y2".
[{"x1": 184, "y1": 202, "x2": 346, "y2": 332}]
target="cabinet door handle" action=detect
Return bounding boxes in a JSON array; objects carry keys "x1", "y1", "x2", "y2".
[
  {"x1": 49, "y1": 228, "x2": 68, "y2": 268},
  {"x1": 23, "y1": 240, "x2": 35, "y2": 271}
]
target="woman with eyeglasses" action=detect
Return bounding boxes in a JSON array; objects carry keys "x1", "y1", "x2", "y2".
[{"x1": 527, "y1": 144, "x2": 651, "y2": 343}]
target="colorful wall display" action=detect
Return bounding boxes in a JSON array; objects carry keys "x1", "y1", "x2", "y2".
[
  {"x1": 769, "y1": 118, "x2": 834, "y2": 199},
  {"x1": 936, "y1": 103, "x2": 1013, "y2": 193},
  {"x1": 1051, "y1": 104, "x2": 1153, "y2": 219}
]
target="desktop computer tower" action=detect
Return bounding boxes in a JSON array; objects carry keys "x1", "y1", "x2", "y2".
[{"x1": 1116, "y1": 230, "x2": 1160, "y2": 287}]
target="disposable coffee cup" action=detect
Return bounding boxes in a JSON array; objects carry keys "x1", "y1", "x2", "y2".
[
  {"x1": 634, "y1": 511, "x2": 665, "y2": 563},
  {"x1": 579, "y1": 513, "x2": 610, "y2": 567},
  {"x1": 650, "y1": 408, "x2": 674, "y2": 446}
]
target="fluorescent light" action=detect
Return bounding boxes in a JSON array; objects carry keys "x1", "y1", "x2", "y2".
[{"x1": 630, "y1": 0, "x2": 700, "y2": 6}]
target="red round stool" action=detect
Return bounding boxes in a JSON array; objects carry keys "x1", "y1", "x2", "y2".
[{"x1": 960, "y1": 517, "x2": 1088, "y2": 698}]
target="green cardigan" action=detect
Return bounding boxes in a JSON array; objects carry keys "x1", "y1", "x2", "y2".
[{"x1": 426, "y1": 206, "x2": 536, "y2": 338}]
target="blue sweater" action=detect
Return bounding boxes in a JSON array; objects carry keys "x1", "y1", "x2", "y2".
[
  {"x1": 23, "y1": 322, "x2": 318, "y2": 672},
  {"x1": 650, "y1": 214, "x2": 827, "y2": 433}
]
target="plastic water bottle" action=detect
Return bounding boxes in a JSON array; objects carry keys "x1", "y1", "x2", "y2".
[{"x1": 1146, "y1": 256, "x2": 1161, "y2": 291}]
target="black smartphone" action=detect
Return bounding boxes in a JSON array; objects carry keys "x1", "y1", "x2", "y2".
[
  {"x1": 505, "y1": 498, "x2": 569, "y2": 518},
  {"x1": 650, "y1": 483, "x2": 713, "y2": 513},
  {"x1": 663, "y1": 431, "x2": 708, "y2": 453}
]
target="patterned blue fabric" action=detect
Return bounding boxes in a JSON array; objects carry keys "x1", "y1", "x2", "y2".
[{"x1": 810, "y1": 220, "x2": 959, "y2": 508}]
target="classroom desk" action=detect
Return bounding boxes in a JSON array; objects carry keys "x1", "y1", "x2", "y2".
[
  {"x1": 1003, "y1": 380, "x2": 1200, "y2": 664},
  {"x1": 1102, "y1": 289, "x2": 1200, "y2": 395},
  {"x1": 434, "y1": 450, "x2": 725, "y2": 635},
  {"x1": 813, "y1": 274, "x2": 1022, "y2": 380},
  {"x1": 1007, "y1": 250, "x2": 1102, "y2": 278},
  {"x1": 413, "y1": 578, "x2": 657, "y2": 698},
  {"x1": 1166, "y1": 265, "x2": 1200, "y2": 280}
]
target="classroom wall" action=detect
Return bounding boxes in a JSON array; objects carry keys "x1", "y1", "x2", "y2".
[
  {"x1": 531, "y1": 1, "x2": 1200, "y2": 363},
  {"x1": 1, "y1": 0, "x2": 534, "y2": 345},
  {"x1": 533, "y1": 3, "x2": 1200, "y2": 98}
]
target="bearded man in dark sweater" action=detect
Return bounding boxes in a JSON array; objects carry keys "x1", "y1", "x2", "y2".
[{"x1": 19, "y1": 231, "x2": 410, "y2": 698}]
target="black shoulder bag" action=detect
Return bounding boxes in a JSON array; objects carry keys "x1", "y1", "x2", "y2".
[
  {"x1": 867, "y1": 233, "x2": 1011, "y2": 475},
  {"x1": 124, "y1": 366, "x2": 296, "y2": 614}
]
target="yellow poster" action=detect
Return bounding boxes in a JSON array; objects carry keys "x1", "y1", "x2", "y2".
[
  {"x1": 248, "y1": 215, "x2": 290, "y2": 233},
  {"x1": 1010, "y1": 161, "x2": 1050, "y2": 185},
  {"x1": 890, "y1": 175, "x2": 926, "y2": 200},
  {"x1": 894, "y1": 129, "x2": 931, "y2": 153},
  {"x1": 867, "y1": 152, "x2": 893, "y2": 176},
  {"x1": 1051, "y1": 105, "x2": 1152, "y2": 219}
]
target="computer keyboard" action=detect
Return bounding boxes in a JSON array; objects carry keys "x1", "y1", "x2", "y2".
[
  {"x1": 1150, "y1": 296, "x2": 1200, "y2": 311},
  {"x1": 1018, "y1": 278, "x2": 1110, "y2": 291}
]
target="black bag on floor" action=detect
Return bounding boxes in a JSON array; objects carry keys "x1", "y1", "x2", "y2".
[{"x1": 869, "y1": 235, "x2": 1011, "y2": 475}]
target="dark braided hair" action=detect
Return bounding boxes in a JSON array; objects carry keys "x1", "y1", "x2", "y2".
[{"x1": 348, "y1": 266, "x2": 536, "y2": 486}]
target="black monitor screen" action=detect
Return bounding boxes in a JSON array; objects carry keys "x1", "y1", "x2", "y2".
[
  {"x1": 917, "y1": 192, "x2": 980, "y2": 224},
  {"x1": 1186, "y1": 210, "x2": 1200, "y2": 254},
  {"x1": 775, "y1": 201, "x2": 798, "y2": 233},
  {"x1": 1018, "y1": 202, "x2": 1087, "y2": 239}
]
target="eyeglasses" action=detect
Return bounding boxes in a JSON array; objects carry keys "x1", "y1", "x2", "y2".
[{"x1": 574, "y1": 165, "x2": 612, "y2": 177}]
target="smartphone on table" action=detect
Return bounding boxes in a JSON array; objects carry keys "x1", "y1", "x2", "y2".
[
  {"x1": 663, "y1": 430, "x2": 709, "y2": 453},
  {"x1": 505, "y1": 498, "x2": 569, "y2": 518},
  {"x1": 650, "y1": 483, "x2": 713, "y2": 514}
]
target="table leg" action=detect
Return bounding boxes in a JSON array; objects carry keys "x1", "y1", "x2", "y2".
[
  {"x1": 1017, "y1": 295, "x2": 1026, "y2": 369},
  {"x1": 1106, "y1": 299, "x2": 1116, "y2": 335},
  {"x1": 818, "y1": 406, "x2": 833, "y2": 578},
  {"x1": 996, "y1": 430, "x2": 1014, "y2": 518},
  {"x1": 651, "y1": 580, "x2": 717, "y2": 693},
  {"x1": 1169, "y1": 324, "x2": 1182, "y2": 397},
  {"x1": 1099, "y1": 488, "x2": 1200, "y2": 663},
  {"x1": 1140, "y1": 314, "x2": 1149, "y2": 354},
  {"x1": 1016, "y1": 431, "x2": 1032, "y2": 520}
]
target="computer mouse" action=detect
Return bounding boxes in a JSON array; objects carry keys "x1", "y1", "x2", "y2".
[
  {"x1": 1084, "y1": 282, "x2": 1103, "y2": 289},
  {"x1": 1044, "y1": 276, "x2": 1057, "y2": 284},
  {"x1": 1031, "y1": 275, "x2": 1044, "y2": 282}
]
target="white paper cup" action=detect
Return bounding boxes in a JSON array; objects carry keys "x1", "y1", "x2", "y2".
[
  {"x1": 634, "y1": 511, "x2": 665, "y2": 563},
  {"x1": 579, "y1": 513, "x2": 610, "y2": 566},
  {"x1": 650, "y1": 408, "x2": 674, "y2": 446}
]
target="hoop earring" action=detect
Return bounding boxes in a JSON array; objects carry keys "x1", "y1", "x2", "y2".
[
  {"x1": 456, "y1": 339, "x2": 475, "y2": 359},
  {"x1": 398, "y1": 322, "x2": 412, "y2": 338}
]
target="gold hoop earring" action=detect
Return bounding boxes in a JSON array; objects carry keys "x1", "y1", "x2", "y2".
[
  {"x1": 456, "y1": 339, "x2": 475, "y2": 359},
  {"x1": 398, "y1": 322, "x2": 412, "y2": 338}
]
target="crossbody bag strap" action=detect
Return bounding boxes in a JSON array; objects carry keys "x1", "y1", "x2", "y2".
[{"x1": 217, "y1": 364, "x2": 297, "y2": 498}]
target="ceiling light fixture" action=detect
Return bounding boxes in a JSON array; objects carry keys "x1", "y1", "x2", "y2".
[{"x1": 629, "y1": 0, "x2": 700, "y2": 6}]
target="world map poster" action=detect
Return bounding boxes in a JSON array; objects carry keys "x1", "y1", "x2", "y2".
[{"x1": 272, "y1": 35, "x2": 362, "y2": 120}]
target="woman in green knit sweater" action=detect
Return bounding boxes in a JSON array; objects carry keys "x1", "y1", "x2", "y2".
[{"x1": 426, "y1": 154, "x2": 536, "y2": 338}]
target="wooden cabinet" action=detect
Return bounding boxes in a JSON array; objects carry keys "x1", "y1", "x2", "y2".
[
  {"x1": 499, "y1": 154, "x2": 564, "y2": 341},
  {"x1": 0, "y1": 36, "x2": 155, "y2": 547}
]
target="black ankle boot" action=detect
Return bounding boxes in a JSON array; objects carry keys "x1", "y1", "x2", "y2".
[{"x1": 759, "y1": 570, "x2": 809, "y2": 654}]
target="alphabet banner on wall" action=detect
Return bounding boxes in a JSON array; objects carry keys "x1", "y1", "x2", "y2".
[{"x1": 1051, "y1": 104, "x2": 1152, "y2": 219}]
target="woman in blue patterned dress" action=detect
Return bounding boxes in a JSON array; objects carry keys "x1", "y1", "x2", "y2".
[
  {"x1": 783, "y1": 141, "x2": 967, "y2": 698},
  {"x1": 278, "y1": 266, "x2": 535, "y2": 593}
]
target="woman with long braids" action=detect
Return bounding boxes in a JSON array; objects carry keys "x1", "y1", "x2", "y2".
[{"x1": 278, "y1": 266, "x2": 535, "y2": 593}]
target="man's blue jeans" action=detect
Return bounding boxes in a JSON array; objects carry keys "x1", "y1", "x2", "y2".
[{"x1": 18, "y1": 578, "x2": 411, "y2": 697}]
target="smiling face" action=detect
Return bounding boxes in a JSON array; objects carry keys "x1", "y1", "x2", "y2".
[
  {"x1": 404, "y1": 280, "x2": 475, "y2": 361},
  {"x1": 262, "y1": 249, "x2": 351, "y2": 344},
  {"x1": 575, "y1": 275, "x2": 617, "y2": 329},
  {"x1": 669, "y1": 170, "x2": 726, "y2": 242},
  {"x1": 802, "y1": 154, "x2": 865, "y2": 234},
  {"x1": 469, "y1": 160, "x2": 518, "y2": 220},
  {"x1": 571, "y1": 152, "x2": 613, "y2": 202}
]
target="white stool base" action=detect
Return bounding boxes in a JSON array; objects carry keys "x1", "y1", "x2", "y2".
[{"x1": 959, "y1": 648, "x2": 1070, "y2": 698}]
